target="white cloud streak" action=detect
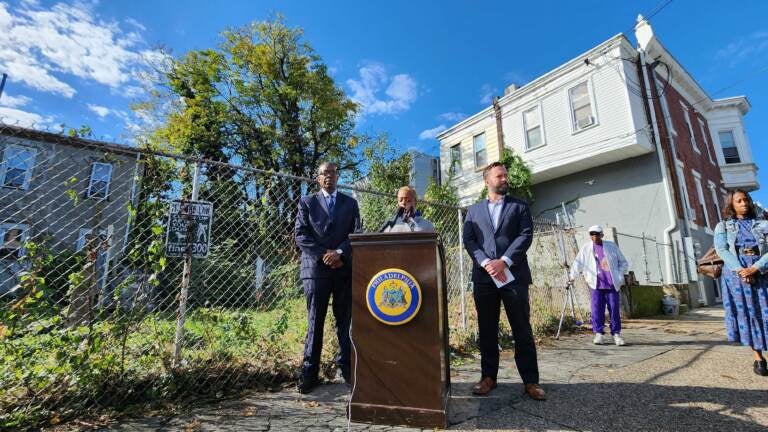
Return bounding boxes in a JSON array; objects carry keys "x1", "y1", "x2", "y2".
[
  {"x1": 479, "y1": 83, "x2": 497, "y2": 105},
  {"x1": 0, "y1": 106, "x2": 53, "y2": 127},
  {"x1": 0, "y1": 2, "x2": 151, "y2": 98},
  {"x1": 87, "y1": 103, "x2": 111, "y2": 118},
  {"x1": 715, "y1": 30, "x2": 768, "y2": 67},
  {"x1": 0, "y1": 93, "x2": 32, "y2": 108},
  {"x1": 438, "y1": 112, "x2": 467, "y2": 122},
  {"x1": 346, "y1": 63, "x2": 418, "y2": 116},
  {"x1": 419, "y1": 125, "x2": 448, "y2": 140}
]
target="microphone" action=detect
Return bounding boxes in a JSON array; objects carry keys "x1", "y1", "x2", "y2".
[{"x1": 403, "y1": 207, "x2": 416, "y2": 232}]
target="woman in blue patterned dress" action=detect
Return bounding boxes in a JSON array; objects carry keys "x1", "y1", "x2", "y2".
[{"x1": 714, "y1": 189, "x2": 768, "y2": 376}]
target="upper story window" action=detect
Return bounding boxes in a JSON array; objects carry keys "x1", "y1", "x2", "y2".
[
  {"x1": 708, "y1": 182, "x2": 722, "y2": 222},
  {"x1": 1, "y1": 145, "x2": 37, "y2": 190},
  {"x1": 523, "y1": 105, "x2": 545, "y2": 150},
  {"x1": 680, "y1": 103, "x2": 700, "y2": 154},
  {"x1": 718, "y1": 130, "x2": 741, "y2": 164},
  {"x1": 0, "y1": 223, "x2": 28, "y2": 259},
  {"x1": 568, "y1": 81, "x2": 596, "y2": 132},
  {"x1": 76, "y1": 227, "x2": 108, "y2": 252},
  {"x1": 698, "y1": 119, "x2": 715, "y2": 165},
  {"x1": 692, "y1": 174, "x2": 710, "y2": 229},
  {"x1": 87, "y1": 162, "x2": 113, "y2": 199},
  {"x1": 449, "y1": 144, "x2": 462, "y2": 176},
  {"x1": 473, "y1": 133, "x2": 486, "y2": 168}
]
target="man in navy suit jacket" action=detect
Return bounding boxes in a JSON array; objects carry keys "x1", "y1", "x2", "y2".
[
  {"x1": 294, "y1": 162, "x2": 360, "y2": 393},
  {"x1": 462, "y1": 162, "x2": 546, "y2": 401}
]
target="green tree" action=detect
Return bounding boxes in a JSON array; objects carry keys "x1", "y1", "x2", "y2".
[
  {"x1": 477, "y1": 147, "x2": 533, "y2": 202},
  {"x1": 132, "y1": 16, "x2": 367, "y2": 272},
  {"x1": 357, "y1": 145, "x2": 413, "y2": 232},
  {"x1": 422, "y1": 175, "x2": 459, "y2": 236},
  {"x1": 135, "y1": 15, "x2": 361, "y2": 179}
]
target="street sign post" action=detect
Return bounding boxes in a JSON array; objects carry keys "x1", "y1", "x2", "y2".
[{"x1": 165, "y1": 200, "x2": 213, "y2": 258}]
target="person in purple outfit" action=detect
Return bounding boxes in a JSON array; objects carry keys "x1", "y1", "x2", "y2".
[{"x1": 570, "y1": 225, "x2": 629, "y2": 346}]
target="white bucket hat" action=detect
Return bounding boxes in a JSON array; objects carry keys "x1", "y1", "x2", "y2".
[{"x1": 587, "y1": 225, "x2": 603, "y2": 234}]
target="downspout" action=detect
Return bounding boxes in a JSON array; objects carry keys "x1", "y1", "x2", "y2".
[
  {"x1": 492, "y1": 96, "x2": 505, "y2": 158},
  {"x1": 638, "y1": 49, "x2": 677, "y2": 284}
]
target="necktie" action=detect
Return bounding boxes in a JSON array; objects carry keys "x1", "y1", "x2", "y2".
[{"x1": 328, "y1": 195, "x2": 335, "y2": 214}]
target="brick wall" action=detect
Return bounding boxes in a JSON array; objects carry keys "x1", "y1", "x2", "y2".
[{"x1": 655, "y1": 74, "x2": 724, "y2": 230}]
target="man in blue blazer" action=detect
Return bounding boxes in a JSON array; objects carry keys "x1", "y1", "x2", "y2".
[
  {"x1": 294, "y1": 162, "x2": 361, "y2": 394},
  {"x1": 462, "y1": 162, "x2": 546, "y2": 400}
]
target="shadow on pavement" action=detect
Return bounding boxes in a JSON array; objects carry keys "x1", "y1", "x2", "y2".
[{"x1": 450, "y1": 381, "x2": 768, "y2": 431}]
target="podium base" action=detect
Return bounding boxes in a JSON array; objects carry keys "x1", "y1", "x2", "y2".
[{"x1": 350, "y1": 402, "x2": 447, "y2": 429}]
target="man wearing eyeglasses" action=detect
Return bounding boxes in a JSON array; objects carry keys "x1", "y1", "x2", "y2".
[
  {"x1": 569, "y1": 225, "x2": 629, "y2": 346},
  {"x1": 294, "y1": 162, "x2": 361, "y2": 393}
]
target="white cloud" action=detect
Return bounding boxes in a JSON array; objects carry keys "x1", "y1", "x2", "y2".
[
  {"x1": 0, "y1": 93, "x2": 32, "y2": 108},
  {"x1": 87, "y1": 103, "x2": 111, "y2": 118},
  {"x1": 715, "y1": 30, "x2": 768, "y2": 67},
  {"x1": 0, "y1": 106, "x2": 53, "y2": 127},
  {"x1": 346, "y1": 63, "x2": 418, "y2": 116},
  {"x1": 438, "y1": 112, "x2": 467, "y2": 122},
  {"x1": 124, "y1": 17, "x2": 146, "y2": 32},
  {"x1": 479, "y1": 83, "x2": 497, "y2": 105},
  {"x1": 419, "y1": 125, "x2": 448, "y2": 140},
  {"x1": 0, "y1": 2, "x2": 151, "y2": 97}
]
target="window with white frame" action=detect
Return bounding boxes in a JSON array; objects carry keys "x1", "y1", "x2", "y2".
[
  {"x1": 708, "y1": 183, "x2": 722, "y2": 222},
  {"x1": 718, "y1": 130, "x2": 741, "y2": 164},
  {"x1": 449, "y1": 144, "x2": 462, "y2": 176},
  {"x1": 692, "y1": 174, "x2": 710, "y2": 228},
  {"x1": 680, "y1": 103, "x2": 700, "y2": 154},
  {"x1": 473, "y1": 133, "x2": 486, "y2": 168},
  {"x1": 721, "y1": 188, "x2": 728, "y2": 209},
  {"x1": 523, "y1": 105, "x2": 544, "y2": 150},
  {"x1": 76, "y1": 228, "x2": 107, "y2": 252},
  {"x1": 698, "y1": 119, "x2": 715, "y2": 165},
  {"x1": 568, "y1": 81, "x2": 596, "y2": 131},
  {"x1": 1, "y1": 145, "x2": 37, "y2": 189},
  {"x1": 655, "y1": 78, "x2": 676, "y2": 135},
  {"x1": 87, "y1": 162, "x2": 113, "y2": 199},
  {"x1": 676, "y1": 161, "x2": 695, "y2": 221},
  {"x1": 0, "y1": 223, "x2": 28, "y2": 259}
]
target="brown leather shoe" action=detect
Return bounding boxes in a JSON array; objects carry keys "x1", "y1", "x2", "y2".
[
  {"x1": 472, "y1": 377, "x2": 497, "y2": 396},
  {"x1": 524, "y1": 383, "x2": 546, "y2": 401}
]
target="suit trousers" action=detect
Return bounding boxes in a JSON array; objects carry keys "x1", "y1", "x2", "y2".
[
  {"x1": 301, "y1": 274, "x2": 352, "y2": 379},
  {"x1": 473, "y1": 280, "x2": 539, "y2": 384}
]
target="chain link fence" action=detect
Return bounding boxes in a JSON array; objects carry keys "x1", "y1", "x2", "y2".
[{"x1": 0, "y1": 123, "x2": 583, "y2": 429}]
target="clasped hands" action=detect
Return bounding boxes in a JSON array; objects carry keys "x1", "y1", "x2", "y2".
[
  {"x1": 737, "y1": 266, "x2": 758, "y2": 284},
  {"x1": 484, "y1": 259, "x2": 509, "y2": 283},
  {"x1": 323, "y1": 249, "x2": 343, "y2": 269}
]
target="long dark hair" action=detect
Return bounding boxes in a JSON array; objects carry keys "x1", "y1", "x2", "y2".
[{"x1": 722, "y1": 188, "x2": 757, "y2": 220}]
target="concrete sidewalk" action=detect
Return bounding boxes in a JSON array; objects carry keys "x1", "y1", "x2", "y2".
[{"x1": 105, "y1": 307, "x2": 768, "y2": 432}]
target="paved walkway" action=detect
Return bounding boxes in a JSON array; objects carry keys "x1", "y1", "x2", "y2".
[{"x1": 102, "y1": 307, "x2": 768, "y2": 431}]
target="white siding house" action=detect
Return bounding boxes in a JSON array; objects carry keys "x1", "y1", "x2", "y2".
[{"x1": 436, "y1": 16, "x2": 759, "y2": 306}]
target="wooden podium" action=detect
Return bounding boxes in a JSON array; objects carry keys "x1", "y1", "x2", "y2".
[{"x1": 349, "y1": 232, "x2": 450, "y2": 429}]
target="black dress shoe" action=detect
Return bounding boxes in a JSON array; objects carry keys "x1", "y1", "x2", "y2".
[
  {"x1": 298, "y1": 376, "x2": 320, "y2": 394},
  {"x1": 754, "y1": 360, "x2": 768, "y2": 376}
]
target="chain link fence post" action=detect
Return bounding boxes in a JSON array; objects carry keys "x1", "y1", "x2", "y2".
[
  {"x1": 457, "y1": 207, "x2": 467, "y2": 331},
  {"x1": 173, "y1": 160, "x2": 201, "y2": 368}
]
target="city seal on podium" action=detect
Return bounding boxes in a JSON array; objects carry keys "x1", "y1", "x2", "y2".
[{"x1": 366, "y1": 268, "x2": 422, "y2": 325}]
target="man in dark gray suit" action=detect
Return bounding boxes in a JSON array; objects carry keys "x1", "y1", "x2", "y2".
[
  {"x1": 462, "y1": 162, "x2": 545, "y2": 400},
  {"x1": 294, "y1": 162, "x2": 360, "y2": 393}
]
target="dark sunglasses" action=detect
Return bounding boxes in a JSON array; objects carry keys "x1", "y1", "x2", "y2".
[{"x1": 589, "y1": 232, "x2": 602, "y2": 236}]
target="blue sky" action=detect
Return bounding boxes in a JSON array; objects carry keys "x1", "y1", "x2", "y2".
[{"x1": 0, "y1": 0, "x2": 767, "y2": 202}]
